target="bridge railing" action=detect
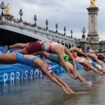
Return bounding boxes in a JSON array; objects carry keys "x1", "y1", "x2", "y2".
[{"x1": 0, "y1": 17, "x2": 76, "y2": 48}]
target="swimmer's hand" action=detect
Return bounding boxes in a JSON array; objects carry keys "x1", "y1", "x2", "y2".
[
  {"x1": 73, "y1": 69, "x2": 78, "y2": 79},
  {"x1": 3, "y1": 45, "x2": 9, "y2": 53},
  {"x1": 69, "y1": 73, "x2": 74, "y2": 79},
  {"x1": 99, "y1": 72, "x2": 104, "y2": 79}
]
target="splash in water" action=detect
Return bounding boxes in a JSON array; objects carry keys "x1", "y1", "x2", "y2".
[{"x1": 87, "y1": 81, "x2": 93, "y2": 87}]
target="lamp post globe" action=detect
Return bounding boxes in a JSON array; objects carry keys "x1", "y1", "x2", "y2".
[
  {"x1": 1, "y1": 2, "x2": 5, "y2": 16},
  {"x1": 55, "y1": 23, "x2": 58, "y2": 33},
  {"x1": 64, "y1": 26, "x2": 66, "y2": 36},
  {"x1": 19, "y1": 9, "x2": 23, "y2": 21},
  {"x1": 46, "y1": 19, "x2": 48, "y2": 30},
  {"x1": 34, "y1": 14, "x2": 37, "y2": 26}
]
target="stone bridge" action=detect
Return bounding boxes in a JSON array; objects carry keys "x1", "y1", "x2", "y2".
[{"x1": 0, "y1": 17, "x2": 75, "y2": 48}]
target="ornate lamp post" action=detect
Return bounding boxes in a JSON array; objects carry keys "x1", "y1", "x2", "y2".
[
  {"x1": 82, "y1": 27, "x2": 86, "y2": 34},
  {"x1": 46, "y1": 19, "x2": 48, "y2": 30},
  {"x1": 82, "y1": 27, "x2": 86, "y2": 39},
  {"x1": 19, "y1": 9, "x2": 23, "y2": 21},
  {"x1": 64, "y1": 26, "x2": 66, "y2": 36},
  {"x1": 0, "y1": 2, "x2": 5, "y2": 16},
  {"x1": 55, "y1": 23, "x2": 58, "y2": 33},
  {"x1": 70, "y1": 30, "x2": 73, "y2": 38},
  {"x1": 34, "y1": 14, "x2": 37, "y2": 26}
]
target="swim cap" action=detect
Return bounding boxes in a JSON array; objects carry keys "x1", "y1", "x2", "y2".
[
  {"x1": 49, "y1": 40, "x2": 54, "y2": 43},
  {"x1": 73, "y1": 45, "x2": 77, "y2": 48},
  {"x1": 72, "y1": 53, "x2": 78, "y2": 58},
  {"x1": 84, "y1": 66, "x2": 90, "y2": 71},
  {"x1": 78, "y1": 48, "x2": 82, "y2": 52},
  {"x1": 89, "y1": 48, "x2": 93, "y2": 53},
  {"x1": 95, "y1": 49, "x2": 99, "y2": 53},
  {"x1": 70, "y1": 48, "x2": 75, "y2": 53}
]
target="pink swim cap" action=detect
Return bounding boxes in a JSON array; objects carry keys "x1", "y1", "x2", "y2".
[
  {"x1": 73, "y1": 45, "x2": 77, "y2": 48},
  {"x1": 49, "y1": 40, "x2": 54, "y2": 42}
]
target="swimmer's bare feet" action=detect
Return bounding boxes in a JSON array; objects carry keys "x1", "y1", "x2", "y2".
[{"x1": 3, "y1": 46, "x2": 8, "y2": 53}]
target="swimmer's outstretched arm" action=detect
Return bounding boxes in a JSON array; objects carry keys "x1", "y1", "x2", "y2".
[
  {"x1": 71, "y1": 67, "x2": 88, "y2": 84},
  {"x1": 64, "y1": 48, "x2": 77, "y2": 78},
  {"x1": 3, "y1": 43, "x2": 29, "y2": 53},
  {"x1": 38, "y1": 49, "x2": 71, "y2": 79},
  {"x1": 83, "y1": 60, "x2": 103, "y2": 77},
  {"x1": 74, "y1": 48, "x2": 88, "y2": 57},
  {"x1": 37, "y1": 51, "x2": 77, "y2": 79},
  {"x1": 91, "y1": 54, "x2": 105, "y2": 67},
  {"x1": 52, "y1": 73, "x2": 74, "y2": 94},
  {"x1": 39, "y1": 63, "x2": 74, "y2": 94},
  {"x1": 0, "y1": 52, "x2": 74, "y2": 94},
  {"x1": 10, "y1": 43, "x2": 29, "y2": 48},
  {"x1": 66, "y1": 62, "x2": 89, "y2": 84},
  {"x1": 76, "y1": 72, "x2": 89, "y2": 84}
]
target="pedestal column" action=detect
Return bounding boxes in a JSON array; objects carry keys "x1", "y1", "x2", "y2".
[{"x1": 87, "y1": 7, "x2": 100, "y2": 49}]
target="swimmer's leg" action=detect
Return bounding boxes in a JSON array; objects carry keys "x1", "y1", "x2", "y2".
[{"x1": 0, "y1": 52, "x2": 17, "y2": 64}]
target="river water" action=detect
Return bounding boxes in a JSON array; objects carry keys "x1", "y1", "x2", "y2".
[{"x1": 0, "y1": 71, "x2": 105, "y2": 105}]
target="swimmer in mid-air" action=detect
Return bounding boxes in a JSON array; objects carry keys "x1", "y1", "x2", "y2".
[
  {"x1": 71, "y1": 52, "x2": 103, "y2": 77},
  {"x1": 37, "y1": 51, "x2": 89, "y2": 84},
  {"x1": 4, "y1": 41, "x2": 77, "y2": 79},
  {"x1": 0, "y1": 52, "x2": 74, "y2": 94}
]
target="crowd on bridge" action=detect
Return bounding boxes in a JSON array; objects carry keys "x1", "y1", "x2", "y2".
[{"x1": 0, "y1": 40, "x2": 105, "y2": 95}]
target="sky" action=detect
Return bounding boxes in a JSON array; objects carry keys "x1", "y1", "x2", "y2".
[{"x1": 1, "y1": 0, "x2": 105, "y2": 40}]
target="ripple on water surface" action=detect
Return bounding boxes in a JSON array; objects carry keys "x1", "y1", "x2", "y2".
[{"x1": 0, "y1": 71, "x2": 105, "y2": 105}]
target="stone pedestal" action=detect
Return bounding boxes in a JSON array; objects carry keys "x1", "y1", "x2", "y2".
[
  {"x1": 79, "y1": 38, "x2": 90, "y2": 52},
  {"x1": 89, "y1": 42, "x2": 99, "y2": 49},
  {"x1": 87, "y1": 7, "x2": 100, "y2": 49}
]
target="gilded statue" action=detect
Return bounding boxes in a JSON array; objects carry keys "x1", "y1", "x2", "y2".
[
  {"x1": 4, "y1": 4, "x2": 10, "y2": 15},
  {"x1": 90, "y1": 0, "x2": 96, "y2": 7}
]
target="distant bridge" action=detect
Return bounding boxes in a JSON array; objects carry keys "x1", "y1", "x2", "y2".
[{"x1": 0, "y1": 17, "x2": 75, "y2": 48}]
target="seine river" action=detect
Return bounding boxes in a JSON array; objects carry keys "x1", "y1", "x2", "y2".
[{"x1": 0, "y1": 71, "x2": 105, "y2": 105}]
